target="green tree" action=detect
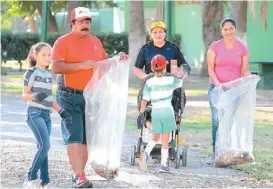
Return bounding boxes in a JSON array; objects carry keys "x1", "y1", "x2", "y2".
[
  {"x1": 200, "y1": 1, "x2": 225, "y2": 77},
  {"x1": 6, "y1": 0, "x2": 62, "y2": 32},
  {"x1": 128, "y1": 1, "x2": 146, "y2": 83},
  {"x1": 5, "y1": 0, "x2": 117, "y2": 33},
  {"x1": 0, "y1": 1, "x2": 12, "y2": 30}
]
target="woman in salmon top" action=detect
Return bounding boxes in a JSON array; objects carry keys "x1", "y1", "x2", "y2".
[{"x1": 207, "y1": 18, "x2": 251, "y2": 155}]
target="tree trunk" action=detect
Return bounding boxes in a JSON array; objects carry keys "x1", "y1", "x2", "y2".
[
  {"x1": 155, "y1": 0, "x2": 163, "y2": 20},
  {"x1": 19, "y1": 60, "x2": 22, "y2": 72},
  {"x1": 231, "y1": 1, "x2": 247, "y2": 44},
  {"x1": 260, "y1": 1, "x2": 268, "y2": 32},
  {"x1": 66, "y1": 1, "x2": 81, "y2": 32},
  {"x1": 249, "y1": 1, "x2": 268, "y2": 32},
  {"x1": 200, "y1": 1, "x2": 224, "y2": 77},
  {"x1": 129, "y1": 1, "x2": 146, "y2": 85},
  {"x1": 48, "y1": 9, "x2": 58, "y2": 33},
  {"x1": 35, "y1": 3, "x2": 58, "y2": 33}
]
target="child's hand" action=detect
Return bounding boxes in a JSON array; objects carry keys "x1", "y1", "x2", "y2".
[
  {"x1": 33, "y1": 92, "x2": 48, "y2": 102},
  {"x1": 58, "y1": 109, "x2": 72, "y2": 124},
  {"x1": 137, "y1": 112, "x2": 144, "y2": 129},
  {"x1": 181, "y1": 72, "x2": 189, "y2": 80}
]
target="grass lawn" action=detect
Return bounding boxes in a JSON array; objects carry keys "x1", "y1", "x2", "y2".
[
  {"x1": 1, "y1": 75, "x2": 24, "y2": 94},
  {"x1": 183, "y1": 110, "x2": 273, "y2": 182},
  {"x1": 2, "y1": 60, "x2": 28, "y2": 70},
  {"x1": 1, "y1": 75, "x2": 208, "y2": 98}
]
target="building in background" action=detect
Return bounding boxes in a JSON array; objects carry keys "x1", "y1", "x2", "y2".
[
  {"x1": 124, "y1": 1, "x2": 273, "y2": 69},
  {"x1": 10, "y1": 1, "x2": 273, "y2": 69}
]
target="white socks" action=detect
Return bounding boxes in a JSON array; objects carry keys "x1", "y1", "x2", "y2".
[
  {"x1": 161, "y1": 148, "x2": 168, "y2": 167},
  {"x1": 144, "y1": 141, "x2": 169, "y2": 167},
  {"x1": 145, "y1": 140, "x2": 156, "y2": 156}
]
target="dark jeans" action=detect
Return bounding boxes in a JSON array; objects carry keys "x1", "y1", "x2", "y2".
[
  {"x1": 26, "y1": 106, "x2": 51, "y2": 184},
  {"x1": 56, "y1": 90, "x2": 87, "y2": 144},
  {"x1": 56, "y1": 89, "x2": 69, "y2": 144}
]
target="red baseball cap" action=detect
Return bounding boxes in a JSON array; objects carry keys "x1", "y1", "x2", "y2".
[
  {"x1": 71, "y1": 7, "x2": 92, "y2": 21},
  {"x1": 151, "y1": 55, "x2": 167, "y2": 70}
]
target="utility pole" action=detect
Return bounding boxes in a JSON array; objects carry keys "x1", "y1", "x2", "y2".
[
  {"x1": 162, "y1": 0, "x2": 165, "y2": 21},
  {"x1": 167, "y1": 1, "x2": 172, "y2": 41},
  {"x1": 41, "y1": 0, "x2": 49, "y2": 42}
]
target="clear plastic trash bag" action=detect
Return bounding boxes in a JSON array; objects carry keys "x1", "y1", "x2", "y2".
[
  {"x1": 210, "y1": 75, "x2": 260, "y2": 167},
  {"x1": 83, "y1": 56, "x2": 129, "y2": 179}
]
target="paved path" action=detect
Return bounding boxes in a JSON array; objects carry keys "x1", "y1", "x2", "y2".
[{"x1": 1, "y1": 93, "x2": 272, "y2": 188}]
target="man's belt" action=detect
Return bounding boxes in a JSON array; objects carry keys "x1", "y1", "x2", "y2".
[{"x1": 59, "y1": 86, "x2": 83, "y2": 94}]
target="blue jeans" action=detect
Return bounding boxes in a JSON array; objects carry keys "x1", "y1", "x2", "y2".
[
  {"x1": 26, "y1": 106, "x2": 51, "y2": 184},
  {"x1": 208, "y1": 84, "x2": 219, "y2": 152}
]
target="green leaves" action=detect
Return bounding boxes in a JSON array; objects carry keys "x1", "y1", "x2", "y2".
[{"x1": 6, "y1": 0, "x2": 35, "y2": 17}]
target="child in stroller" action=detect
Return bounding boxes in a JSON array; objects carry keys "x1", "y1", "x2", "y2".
[{"x1": 132, "y1": 55, "x2": 187, "y2": 172}]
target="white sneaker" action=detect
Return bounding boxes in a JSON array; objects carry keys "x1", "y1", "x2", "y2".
[
  {"x1": 41, "y1": 183, "x2": 53, "y2": 188},
  {"x1": 23, "y1": 179, "x2": 41, "y2": 189}
]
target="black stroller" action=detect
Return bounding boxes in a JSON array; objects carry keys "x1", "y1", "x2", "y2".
[{"x1": 129, "y1": 73, "x2": 187, "y2": 168}]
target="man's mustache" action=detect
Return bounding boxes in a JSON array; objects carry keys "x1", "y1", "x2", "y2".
[{"x1": 81, "y1": 28, "x2": 89, "y2": 31}]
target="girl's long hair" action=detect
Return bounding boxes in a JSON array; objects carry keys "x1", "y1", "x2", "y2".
[{"x1": 27, "y1": 42, "x2": 51, "y2": 68}]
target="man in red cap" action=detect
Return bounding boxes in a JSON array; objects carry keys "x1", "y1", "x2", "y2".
[
  {"x1": 137, "y1": 55, "x2": 183, "y2": 173},
  {"x1": 51, "y1": 7, "x2": 127, "y2": 188}
]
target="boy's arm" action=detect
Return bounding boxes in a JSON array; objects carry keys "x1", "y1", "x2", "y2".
[
  {"x1": 140, "y1": 100, "x2": 148, "y2": 113},
  {"x1": 137, "y1": 99, "x2": 148, "y2": 129},
  {"x1": 173, "y1": 77, "x2": 184, "y2": 89}
]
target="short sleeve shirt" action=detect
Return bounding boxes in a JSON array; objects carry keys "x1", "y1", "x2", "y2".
[
  {"x1": 143, "y1": 76, "x2": 183, "y2": 108},
  {"x1": 209, "y1": 39, "x2": 248, "y2": 83},
  {"x1": 51, "y1": 33, "x2": 107, "y2": 90},
  {"x1": 23, "y1": 66, "x2": 53, "y2": 110}
]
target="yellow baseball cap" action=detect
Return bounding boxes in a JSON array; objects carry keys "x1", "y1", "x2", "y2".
[{"x1": 150, "y1": 20, "x2": 167, "y2": 31}]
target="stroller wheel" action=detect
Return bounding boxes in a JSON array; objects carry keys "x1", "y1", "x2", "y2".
[
  {"x1": 169, "y1": 146, "x2": 175, "y2": 161},
  {"x1": 175, "y1": 147, "x2": 180, "y2": 169},
  {"x1": 136, "y1": 138, "x2": 142, "y2": 158},
  {"x1": 129, "y1": 145, "x2": 136, "y2": 166},
  {"x1": 181, "y1": 148, "x2": 187, "y2": 167}
]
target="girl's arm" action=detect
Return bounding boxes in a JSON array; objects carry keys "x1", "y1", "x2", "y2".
[
  {"x1": 52, "y1": 100, "x2": 62, "y2": 112},
  {"x1": 241, "y1": 55, "x2": 251, "y2": 77},
  {"x1": 22, "y1": 86, "x2": 34, "y2": 102},
  {"x1": 53, "y1": 100, "x2": 72, "y2": 123},
  {"x1": 22, "y1": 86, "x2": 48, "y2": 102}
]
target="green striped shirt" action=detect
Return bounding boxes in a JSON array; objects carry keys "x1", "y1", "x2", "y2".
[
  {"x1": 23, "y1": 66, "x2": 53, "y2": 110},
  {"x1": 143, "y1": 76, "x2": 183, "y2": 108}
]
